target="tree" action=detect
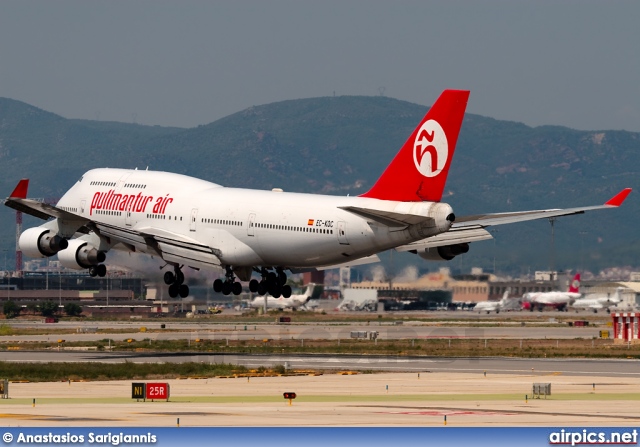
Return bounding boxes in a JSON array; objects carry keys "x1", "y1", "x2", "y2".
[
  {"x1": 39, "y1": 301, "x2": 59, "y2": 317},
  {"x1": 64, "y1": 303, "x2": 83, "y2": 317},
  {"x1": 3, "y1": 301, "x2": 20, "y2": 319},
  {"x1": 25, "y1": 303, "x2": 39, "y2": 315}
]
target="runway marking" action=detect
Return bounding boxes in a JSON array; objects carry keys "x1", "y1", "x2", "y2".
[
  {"x1": 379, "y1": 410, "x2": 518, "y2": 416},
  {"x1": 0, "y1": 413, "x2": 122, "y2": 422}
]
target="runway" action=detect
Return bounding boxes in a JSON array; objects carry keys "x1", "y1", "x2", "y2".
[
  {"x1": 2, "y1": 372, "x2": 640, "y2": 427},
  {"x1": 0, "y1": 318, "x2": 610, "y2": 343},
  {"x1": 1, "y1": 315, "x2": 636, "y2": 427},
  {"x1": 2, "y1": 351, "x2": 639, "y2": 378}
]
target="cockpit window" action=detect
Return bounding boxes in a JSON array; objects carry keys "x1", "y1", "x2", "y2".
[{"x1": 78, "y1": 176, "x2": 84, "y2": 183}]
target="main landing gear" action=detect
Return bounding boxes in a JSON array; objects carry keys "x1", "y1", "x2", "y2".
[
  {"x1": 163, "y1": 266, "x2": 189, "y2": 298},
  {"x1": 213, "y1": 266, "x2": 243, "y2": 296},
  {"x1": 88, "y1": 264, "x2": 107, "y2": 278},
  {"x1": 248, "y1": 268, "x2": 291, "y2": 298}
]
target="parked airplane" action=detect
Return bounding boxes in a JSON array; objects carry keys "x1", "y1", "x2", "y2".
[
  {"x1": 572, "y1": 287, "x2": 624, "y2": 313},
  {"x1": 522, "y1": 273, "x2": 582, "y2": 312},
  {"x1": 250, "y1": 283, "x2": 316, "y2": 310},
  {"x1": 5, "y1": 90, "x2": 631, "y2": 299},
  {"x1": 474, "y1": 289, "x2": 520, "y2": 314}
]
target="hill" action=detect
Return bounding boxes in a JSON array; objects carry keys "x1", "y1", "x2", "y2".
[{"x1": 1, "y1": 95, "x2": 638, "y2": 276}]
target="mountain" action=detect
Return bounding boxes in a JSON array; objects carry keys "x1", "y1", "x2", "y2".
[{"x1": 1, "y1": 95, "x2": 638, "y2": 275}]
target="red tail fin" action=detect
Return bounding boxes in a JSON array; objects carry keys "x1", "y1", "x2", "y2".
[
  {"x1": 568, "y1": 273, "x2": 581, "y2": 293},
  {"x1": 359, "y1": 89, "x2": 469, "y2": 202}
]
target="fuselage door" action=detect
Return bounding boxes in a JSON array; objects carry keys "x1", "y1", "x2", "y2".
[
  {"x1": 248, "y1": 213, "x2": 256, "y2": 236},
  {"x1": 80, "y1": 200, "x2": 86, "y2": 216},
  {"x1": 190, "y1": 208, "x2": 198, "y2": 232},
  {"x1": 337, "y1": 221, "x2": 349, "y2": 245}
]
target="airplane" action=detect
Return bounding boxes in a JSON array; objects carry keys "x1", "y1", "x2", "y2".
[
  {"x1": 4, "y1": 90, "x2": 632, "y2": 300},
  {"x1": 473, "y1": 288, "x2": 521, "y2": 314},
  {"x1": 522, "y1": 273, "x2": 582, "y2": 312},
  {"x1": 572, "y1": 287, "x2": 624, "y2": 313},
  {"x1": 249, "y1": 283, "x2": 316, "y2": 310}
]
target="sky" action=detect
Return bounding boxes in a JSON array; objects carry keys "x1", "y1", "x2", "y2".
[{"x1": 1, "y1": 1, "x2": 639, "y2": 131}]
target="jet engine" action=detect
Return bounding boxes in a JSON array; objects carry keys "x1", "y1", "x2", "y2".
[
  {"x1": 19, "y1": 227, "x2": 68, "y2": 258},
  {"x1": 58, "y1": 239, "x2": 106, "y2": 270},
  {"x1": 416, "y1": 243, "x2": 469, "y2": 261}
]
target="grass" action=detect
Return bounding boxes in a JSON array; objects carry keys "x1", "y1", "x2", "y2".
[
  {"x1": 3, "y1": 337, "x2": 637, "y2": 359},
  {"x1": 0, "y1": 361, "x2": 248, "y2": 382}
]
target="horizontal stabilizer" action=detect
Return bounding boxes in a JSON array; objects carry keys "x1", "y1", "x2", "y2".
[{"x1": 339, "y1": 206, "x2": 432, "y2": 227}]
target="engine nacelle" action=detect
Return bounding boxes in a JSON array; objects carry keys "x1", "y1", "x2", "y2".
[
  {"x1": 19, "y1": 227, "x2": 69, "y2": 258},
  {"x1": 407, "y1": 202, "x2": 455, "y2": 239},
  {"x1": 417, "y1": 243, "x2": 469, "y2": 261},
  {"x1": 58, "y1": 239, "x2": 106, "y2": 270}
]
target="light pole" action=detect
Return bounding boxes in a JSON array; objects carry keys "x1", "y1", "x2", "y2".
[
  {"x1": 579, "y1": 231, "x2": 588, "y2": 273},
  {"x1": 5, "y1": 250, "x2": 9, "y2": 302},
  {"x1": 106, "y1": 272, "x2": 109, "y2": 308},
  {"x1": 490, "y1": 229, "x2": 499, "y2": 275},
  {"x1": 2, "y1": 250, "x2": 7, "y2": 301},
  {"x1": 548, "y1": 217, "x2": 556, "y2": 274}
]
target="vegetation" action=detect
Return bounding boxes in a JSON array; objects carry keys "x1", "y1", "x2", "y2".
[
  {"x1": 63, "y1": 303, "x2": 83, "y2": 317},
  {"x1": 0, "y1": 361, "x2": 247, "y2": 382},
  {"x1": 2, "y1": 336, "x2": 638, "y2": 360},
  {"x1": 38, "y1": 301, "x2": 59, "y2": 317},
  {"x1": 2, "y1": 301, "x2": 20, "y2": 319}
]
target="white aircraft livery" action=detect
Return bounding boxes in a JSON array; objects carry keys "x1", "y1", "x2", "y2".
[
  {"x1": 5, "y1": 90, "x2": 632, "y2": 299},
  {"x1": 250, "y1": 283, "x2": 316, "y2": 310}
]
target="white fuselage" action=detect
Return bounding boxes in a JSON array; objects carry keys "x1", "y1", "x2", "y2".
[
  {"x1": 54, "y1": 168, "x2": 450, "y2": 270},
  {"x1": 250, "y1": 295, "x2": 308, "y2": 310},
  {"x1": 572, "y1": 293, "x2": 622, "y2": 311},
  {"x1": 523, "y1": 292, "x2": 581, "y2": 306}
]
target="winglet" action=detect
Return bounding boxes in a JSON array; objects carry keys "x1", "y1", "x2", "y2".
[
  {"x1": 9, "y1": 179, "x2": 29, "y2": 199},
  {"x1": 605, "y1": 188, "x2": 632, "y2": 207}
]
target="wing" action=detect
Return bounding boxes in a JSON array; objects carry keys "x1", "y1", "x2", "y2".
[
  {"x1": 4, "y1": 179, "x2": 222, "y2": 270},
  {"x1": 4, "y1": 179, "x2": 87, "y2": 222},
  {"x1": 453, "y1": 188, "x2": 631, "y2": 228},
  {"x1": 396, "y1": 188, "x2": 631, "y2": 251},
  {"x1": 95, "y1": 221, "x2": 222, "y2": 269}
]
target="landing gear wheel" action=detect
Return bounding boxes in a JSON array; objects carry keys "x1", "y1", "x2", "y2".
[
  {"x1": 97, "y1": 264, "x2": 107, "y2": 277},
  {"x1": 232, "y1": 282, "x2": 242, "y2": 296},
  {"x1": 222, "y1": 281, "x2": 232, "y2": 296},
  {"x1": 277, "y1": 270, "x2": 287, "y2": 286},
  {"x1": 213, "y1": 279, "x2": 223, "y2": 293},
  {"x1": 269, "y1": 283, "x2": 281, "y2": 298},
  {"x1": 267, "y1": 272, "x2": 277, "y2": 287},
  {"x1": 164, "y1": 271, "x2": 175, "y2": 285},
  {"x1": 282, "y1": 284, "x2": 292, "y2": 298},
  {"x1": 175, "y1": 270, "x2": 185, "y2": 285},
  {"x1": 257, "y1": 281, "x2": 268, "y2": 296},
  {"x1": 168, "y1": 283, "x2": 179, "y2": 298},
  {"x1": 89, "y1": 266, "x2": 98, "y2": 277},
  {"x1": 179, "y1": 284, "x2": 190, "y2": 298},
  {"x1": 249, "y1": 279, "x2": 259, "y2": 293}
]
